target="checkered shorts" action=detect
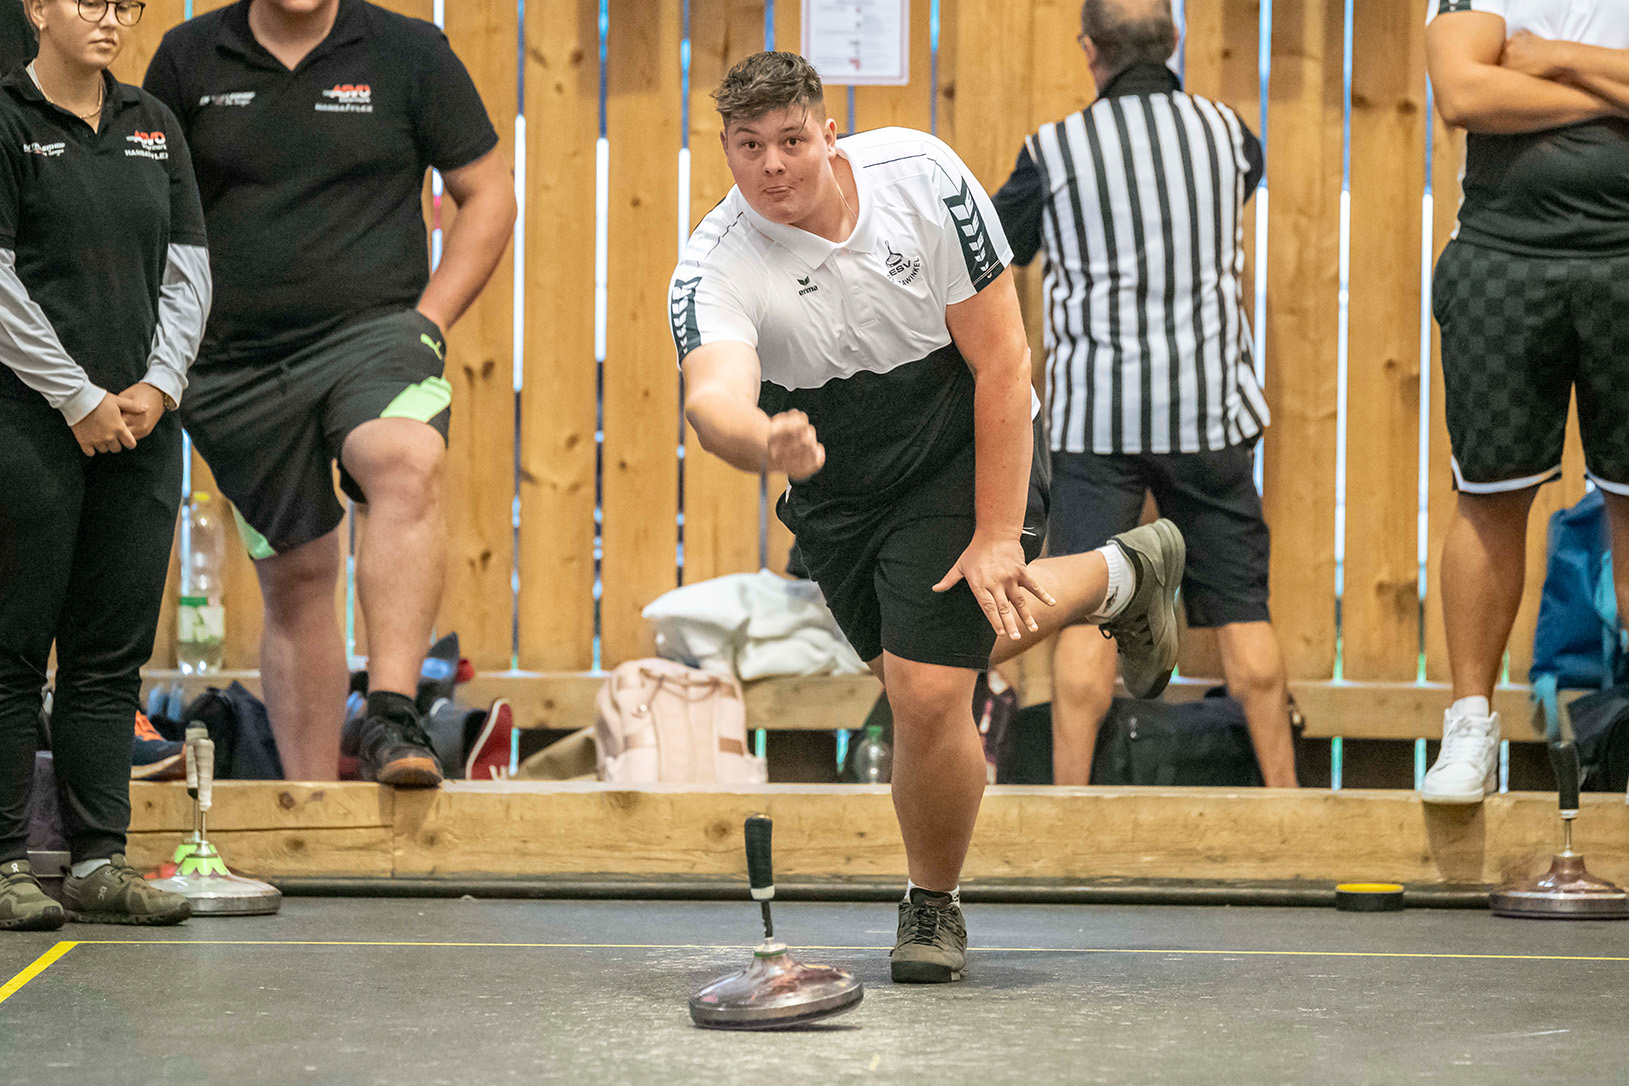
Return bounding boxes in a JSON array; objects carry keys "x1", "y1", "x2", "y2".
[{"x1": 1433, "y1": 240, "x2": 1629, "y2": 495}]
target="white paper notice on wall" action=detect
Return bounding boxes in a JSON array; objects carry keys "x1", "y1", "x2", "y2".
[{"x1": 801, "y1": 0, "x2": 910, "y2": 86}]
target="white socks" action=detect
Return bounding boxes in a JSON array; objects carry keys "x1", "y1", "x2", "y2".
[
  {"x1": 1450, "y1": 696, "x2": 1491, "y2": 720},
  {"x1": 1086, "y1": 543, "x2": 1135, "y2": 623},
  {"x1": 906, "y1": 880, "x2": 961, "y2": 906},
  {"x1": 71, "y1": 858, "x2": 110, "y2": 878}
]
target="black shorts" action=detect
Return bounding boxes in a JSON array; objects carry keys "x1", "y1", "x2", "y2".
[
  {"x1": 1048, "y1": 442, "x2": 1269, "y2": 628},
  {"x1": 784, "y1": 430, "x2": 1050, "y2": 671},
  {"x1": 1433, "y1": 240, "x2": 1629, "y2": 495},
  {"x1": 181, "y1": 309, "x2": 451, "y2": 557}
]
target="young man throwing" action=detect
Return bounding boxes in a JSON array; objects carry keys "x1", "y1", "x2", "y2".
[{"x1": 673, "y1": 51, "x2": 1185, "y2": 983}]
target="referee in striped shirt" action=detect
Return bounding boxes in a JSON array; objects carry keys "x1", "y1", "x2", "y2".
[{"x1": 992, "y1": 0, "x2": 1297, "y2": 788}]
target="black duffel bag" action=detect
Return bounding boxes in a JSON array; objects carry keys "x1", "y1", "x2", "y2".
[
  {"x1": 1089, "y1": 687, "x2": 1263, "y2": 786},
  {"x1": 1568, "y1": 684, "x2": 1629, "y2": 793}
]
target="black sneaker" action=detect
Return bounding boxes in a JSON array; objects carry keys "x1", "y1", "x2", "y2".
[
  {"x1": 358, "y1": 703, "x2": 444, "y2": 788},
  {"x1": 891, "y1": 888, "x2": 967, "y2": 983},
  {"x1": 1, "y1": 859, "x2": 65, "y2": 931},
  {"x1": 63, "y1": 855, "x2": 190, "y2": 926}
]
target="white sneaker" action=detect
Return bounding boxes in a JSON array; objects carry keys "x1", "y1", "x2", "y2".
[{"x1": 1420, "y1": 710, "x2": 1500, "y2": 804}]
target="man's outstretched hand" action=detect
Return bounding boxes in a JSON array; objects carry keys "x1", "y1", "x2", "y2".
[
  {"x1": 933, "y1": 533, "x2": 1057, "y2": 641},
  {"x1": 766, "y1": 409, "x2": 826, "y2": 481}
]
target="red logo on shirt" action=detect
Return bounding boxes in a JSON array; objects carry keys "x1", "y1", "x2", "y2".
[
  {"x1": 317, "y1": 84, "x2": 375, "y2": 113},
  {"x1": 124, "y1": 130, "x2": 169, "y2": 160}
]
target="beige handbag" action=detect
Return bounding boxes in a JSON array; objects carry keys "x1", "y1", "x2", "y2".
[{"x1": 594, "y1": 660, "x2": 768, "y2": 784}]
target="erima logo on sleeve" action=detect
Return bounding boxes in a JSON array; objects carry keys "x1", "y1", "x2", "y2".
[
  {"x1": 671, "y1": 277, "x2": 702, "y2": 356},
  {"x1": 1437, "y1": 0, "x2": 1472, "y2": 11},
  {"x1": 199, "y1": 91, "x2": 256, "y2": 108},
  {"x1": 22, "y1": 141, "x2": 64, "y2": 156},
  {"x1": 124, "y1": 131, "x2": 169, "y2": 160},
  {"x1": 942, "y1": 179, "x2": 999, "y2": 290},
  {"x1": 317, "y1": 84, "x2": 374, "y2": 113}
]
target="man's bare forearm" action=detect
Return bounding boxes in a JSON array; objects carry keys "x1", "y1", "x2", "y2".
[
  {"x1": 686, "y1": 389, "x2": 772, "y2": 474},
  {"x1": 971, "y1": 367, "x2": 1032, "y2": 543},
  {"x1": 1434, "y1": 63, "x2": 1615, "y2": 132},
  {"x1": 1554, "y1": 43, "x2": 1629, "y2": 113}
]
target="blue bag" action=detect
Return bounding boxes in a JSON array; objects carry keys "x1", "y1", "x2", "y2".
[{"x1": 1530, "y1": 490, "x2": 1625, "y2": 741}]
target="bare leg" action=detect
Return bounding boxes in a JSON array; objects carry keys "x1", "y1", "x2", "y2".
[
  {"x1": 1049, "y1": 625, "x2": 1116, "y2": 785},
  {"x1": 254, "y1": 531, "x2": 346, "y2": 780},
  {"x1": 1214, "y1": 621, "x2": 1297, "y2": 788},
  {"x1": 882, "y1": 652, "x2": 982, "y2": 890},
  {"x1": 989, "y1": 549, "x2": 1110, "y2": 667},
  {"x1": 341, "y1": 419, "x2": 447, "y2": 698},
  {"x1": 1440, "y1": 488, "x2": 1539, "y2": 701}
]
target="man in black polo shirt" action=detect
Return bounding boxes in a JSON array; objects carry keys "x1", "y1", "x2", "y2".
[
  {"x1": 144, "y1": 0, "x2": 516, "y2": 786},
  {"x1": 0, "y1": 0, "x2": 37, "y2": 71}
]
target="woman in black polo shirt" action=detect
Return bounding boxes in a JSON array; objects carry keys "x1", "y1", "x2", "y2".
[{"x1": 0, "y1": 0, "x2": 211, "y2": 930}]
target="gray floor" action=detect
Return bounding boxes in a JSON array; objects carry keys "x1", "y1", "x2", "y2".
[{"x1": 2, "y1": 897, "x2": 1627, "y2": 1085}]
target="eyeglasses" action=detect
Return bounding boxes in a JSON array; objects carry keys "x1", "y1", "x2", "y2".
[{"x1": 76, "y1": 0, "x2": 146, "y2": 26}]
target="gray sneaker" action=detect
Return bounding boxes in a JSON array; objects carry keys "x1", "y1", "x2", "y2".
[
  {"x1": 1102, "y1": 518, "x2": 1185, "y2": 699},
  {"x1": 891, "y1": 888, "x2": 967, "y2": 983},
  {"x1": 1, "y1": 859, "x2": 65, "y2": 932},
  {"x1": 63, "y1": 854, "x2": 190, "y2": 926}
]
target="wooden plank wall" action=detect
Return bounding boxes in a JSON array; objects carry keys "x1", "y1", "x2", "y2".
[{"x1": 125, "y1": 0, "x2": 1586, "y2": 702}]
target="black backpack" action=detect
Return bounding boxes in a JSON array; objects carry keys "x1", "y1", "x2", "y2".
[{"x1": 1089, "y1": 688, "x2": 1264, "y2": 786}]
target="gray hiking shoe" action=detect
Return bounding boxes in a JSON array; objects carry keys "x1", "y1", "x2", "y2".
[
  {"x1": 891, "y1": 888, "x2": 967, "y2": 983},
  {"x1": 1102, "y1": 518, "x2": 1185, "y2": 699},
  {"x1": 63, "y1": 854, "x2": 190, "y2": 926},
  {"x1": 1, "y1": 859, "x2": 65, "y2": 932}
]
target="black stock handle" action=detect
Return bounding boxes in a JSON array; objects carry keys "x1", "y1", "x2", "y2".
[
  {"x1": 745, "y1": 815, "x2": 774, "y2": 896},
  {"x1": 1549, "y1": 741, "x2": 1581, "y2": 813}
]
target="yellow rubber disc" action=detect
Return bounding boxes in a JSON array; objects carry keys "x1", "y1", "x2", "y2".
[
  {"x1": 1335, "y1": 883, "x2": 1404, "y2": 894},
  {"x1": 1334, "y1": 883, "x2": 1405, "y2": 912}
]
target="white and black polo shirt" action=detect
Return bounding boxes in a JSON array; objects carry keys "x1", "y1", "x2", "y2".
[
  {"x1": 1429, "y1": 0, "x2": 1629, "y2": 257},
  {"x1": 670, "y1": 126, "x2": 1017, "y2": 522},
  {"x1": 143, "y1": 0, "x2": 498, "y2": 367}
]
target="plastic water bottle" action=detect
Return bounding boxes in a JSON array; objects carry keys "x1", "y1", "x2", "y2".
[
  {"x1": 851, "y1": 723, "x2": 892, "y2": 784},
  {"x1": 177, "y1": 492, "x2": 226, "y2": 675}
]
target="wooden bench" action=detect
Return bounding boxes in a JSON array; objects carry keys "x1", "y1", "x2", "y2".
[{"x1": 141, "y1": 669, "x2": 1550, "y2": 742}]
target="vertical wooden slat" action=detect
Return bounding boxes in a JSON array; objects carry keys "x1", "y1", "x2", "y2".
[
  {"x1": 1175, "y1": 0, "x2": 1258, "y2": 681},
  {"x1": 112, "y1": 0, "x2": 184, "y2": 83},
  {"x1": 1342, "y1": 2, "x2": 1425, "y2": 681},
  {"x1": 949, "y1": 0, "x2": 1033, "y2": 190},
  {"x1": 851, "y1": 0, "x2": 934, "y2": 130},
  {"x1": 1261, "y1": 0, "x2": 1342, "y2": 680},
  {"x1": 518, "y1": 0, "x2": 601, "y2": 670},
  {"x1": 680, "y1": 0, "x2": 769, "y2": 585},
  {"x1": 602, "y1": 0, "x2": 683, "y2": 665},
  {"x1": 936, "y1": 0, "x2": 957, "y2": 143},
  {"x1": 440, "y1": 0, "x2": 518, "y2": 669}
]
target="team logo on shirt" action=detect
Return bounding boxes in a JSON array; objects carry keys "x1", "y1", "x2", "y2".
[
  {"x1": 199, "y1": 91, "x2": 256, "y2": 108},
  {"x1": 882, "y1": 242, "x2": 922, "y2": 287},
  {"x1": 670, "y1": 277, "x2": 702, "y2": 356},
  {"x1": 795, "y1": 275, "x2": 819, "y2": 297},
  {"x1": 1437, "y1": 0, "x2": 1472, "y2": 12},
  {"x1": 124, "y1": 131, "x2": 169, "y2": 161},
  {"x1": 21, "y1": 141, "x2": 65, "y2": 157},
  {"x1": 317, "y1": 84, "x2": 374, "y2": 114}
]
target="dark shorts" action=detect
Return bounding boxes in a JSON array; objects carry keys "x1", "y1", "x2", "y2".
[
  {"x1": 785, "y1": 428, "x2": 1050, "y2": 671},
  {"x1": 181, "y1": 309, "x2": 451, "y2": 557},
  {"x1": 1048, "y1": 442, "x2": 1269, "y2": 628},
  {"x1": 1433, "y1": 240, "x2": 1629, "y2": 495}
]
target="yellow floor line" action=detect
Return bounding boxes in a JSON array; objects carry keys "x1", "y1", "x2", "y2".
[
  {"x1": 65, "y1": 940, "x2": 1629, "y2": 962},
  {"x1": 0, "y1": 941, "x2": 77, "y2": 1007}
]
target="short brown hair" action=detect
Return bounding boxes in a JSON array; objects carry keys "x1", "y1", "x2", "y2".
[
  {"x1": 712, "y1": 51, "x2": 825, "y2": 129},
  {"x1": 1080, "y1": 0, "x2": 1177, "y2": 76}
]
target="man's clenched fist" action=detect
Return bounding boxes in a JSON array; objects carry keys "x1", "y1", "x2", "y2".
[{"x1": 766, "y1": 409, "x2": 825, "y2": 480}]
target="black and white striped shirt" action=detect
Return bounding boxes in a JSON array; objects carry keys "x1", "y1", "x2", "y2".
[{"x1": 994, "y1": 64, "x2": 1268, "y2": 456}]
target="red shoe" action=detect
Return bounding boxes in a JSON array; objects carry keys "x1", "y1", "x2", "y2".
[{"x1": 464, "y1": 699, "x2": 513, "y2": 780}]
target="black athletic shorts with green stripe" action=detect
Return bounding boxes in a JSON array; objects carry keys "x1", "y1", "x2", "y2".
[{"x1": 181, "y1": 309, "x2": 452, "y2": 558}]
